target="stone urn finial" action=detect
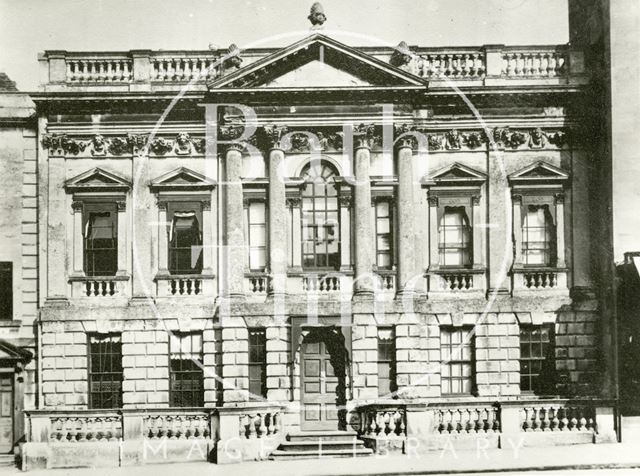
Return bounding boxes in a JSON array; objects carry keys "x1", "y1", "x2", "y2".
[
  {"x1": 224, "y1": 43, "x2": 243, "y2": 69},
  {"x1": 390, "y1": 41, "x2": 413, "y2": 68},
  {"x1": 308, "y1": 2, "x2": 327, "y2": 28}
]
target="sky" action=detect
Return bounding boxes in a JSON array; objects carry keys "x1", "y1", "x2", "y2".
[{"x1": 0, "y1": 0, "x2": 569, "y2": 91}]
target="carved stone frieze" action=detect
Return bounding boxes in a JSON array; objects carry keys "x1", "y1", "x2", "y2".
[
  {"x1": 127, "y1": 134, "x2": 148, "y2": 151},
  {"x1": 445, "y1": 129, "x2": 462, "y2": 150},
  {"x1": 108, "y1": 136, "x2": 129, "y2": 155},
  {"x1": 40, "y1": 126, "x2": 575, "y2": 159},
  {"x1": 90, "y1": 134, "x2": 108, "y2": 156},
  {"x1": 174, "y1": 132, "x2": 192, "y2": 155},
  {"x1": 274, "y1": 129, "x2": 344, "y2": 152},
  {"x1": 41, "y1": 133, "x2": 87, "y2": 155},
  {"x1": 148, "y1": 138, "x2": 174, "y2": 155}
]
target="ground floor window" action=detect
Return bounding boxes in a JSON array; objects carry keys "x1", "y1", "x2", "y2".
[
  {"x1": 440, "y1": 327, "x2": 475, "y2": 395},
  {"x1": 248, "y1": 328, "x2": 267, "y2": 399},
  {"x1": 377, "y1": 327, "x2": 397, "y2": 396},
  {"x1": 169, "y1": 332, "x2": 204, "y2": 407},
  {"x1": 520, "y1": 324, "x2": 556, "y2": 394},
  {"x1": 88, "y1": 334, "x2": 123, "y2": 409}
]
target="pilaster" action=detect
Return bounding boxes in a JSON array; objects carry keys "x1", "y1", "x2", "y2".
[
  {"x1": 339, "y1": 196, "x2": 352, "y2": 271},
  {"x1": 288, "y1": 198, "x2": 302, "y2": 270},
  {"x1": 487, "y1": 150, "x2": 510, "y2": 294},
  {"x1": 131, "y1": 151, "x2": 152, "y2": 301},
  {"x1": 46, "y1": 154, "x2": 68, "y2": 303},
  {"x1": 156, "y1": 201, "x2": 169, "y2": 274},
  {"x1": 201, "y1": 199, "x2": 214, "y2": 273},
  {"x1": 116, "y1": 200, "x2": 127, "y2": 276},
  {"x1": 472, "y1": 195, "x2": 483, "y2": 268},
  {"x1": 512, "y1": 194, "x2": 523, "y2": 267},
  {"x1": 71, "y1": 201, "x2": 83, "y2": 275},
  {"x1": 555, "y1": 193, "x2": 566, "y2": 268}
]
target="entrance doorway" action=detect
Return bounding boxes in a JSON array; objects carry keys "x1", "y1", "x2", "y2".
[
  {"x1": 300, "y1": 328, "x2": 347, "y2": 431},
  {"x1": 0, "y1": 375, "x2": 12, "y2": 453}
]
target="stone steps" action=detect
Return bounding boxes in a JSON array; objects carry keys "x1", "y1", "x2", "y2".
[
  {"x1": 270, "y1": 448, "x2": 374, "y2": 460},
  {"x1": 0, "y1": 454, "x2": 15, "y2": 467},
  {"x1": 271, "y1": 430, "x2": 373, "y2": 460}
]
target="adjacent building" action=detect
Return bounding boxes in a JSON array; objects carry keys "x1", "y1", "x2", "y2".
[{"x1": 0, "y1": 73, "x2": 37, "y2": 462}]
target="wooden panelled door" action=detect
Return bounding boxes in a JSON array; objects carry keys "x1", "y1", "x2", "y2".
[
  {"x1": 301, "y1": 328, "x2": 347, "y2": 431},
  {"x1": 0, "y1": 375, "x2": 12, "y2": 453}
]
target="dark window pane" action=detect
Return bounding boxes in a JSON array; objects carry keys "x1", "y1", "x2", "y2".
[
  {"x1": 519, "y1": 324, "x2": 555, "y2": 394},
  {"x1": 0, "y1": 262, "x2": 12, "y2": 320},
  {"x1": 169, "y1": 211, "x2": 202, "y2": 275},
  {"x1": 89, "y1": 334, "x2": 123, "y2": 409},
  {"x1": 248, "y1": 329, "x2": 267, "y2": 399},
  {"x1": 84, "y1": 207, "x2": 118, "y2": 276},
  {"x1": 377, "y1": 328, "x2": 396, "y2": 396},
  {"x1": 169, "y1": 333, "x2": 204, "y2": 407}
]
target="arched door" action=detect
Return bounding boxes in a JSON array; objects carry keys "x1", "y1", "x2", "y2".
[{"x1": 300, "y1": 328, "x2": 347, "y2": 430}]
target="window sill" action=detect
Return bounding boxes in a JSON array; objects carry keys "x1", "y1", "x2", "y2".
[
  {"x1": 154, "y1": 273, "x2": 215, "y2": 281},
  {"x1": 288, "y1": 268, "x2": 350, "y2": 276},
  {"x1": 68, "y1": 274, "x2": 130, "y2": 282},
  {"x1": 512, "y1": 266, "x2": 567, "y2": 273},
  {"x1": 245, "y1": 271, "x2": 268, "y2": 277},
  {"x1": 0, "y1": 320, "x2": 21, "y2": 328}
]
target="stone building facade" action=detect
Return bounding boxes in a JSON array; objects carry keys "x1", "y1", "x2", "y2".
[
  {"x1": 0, "y1": 76, "x2": 37, "y2": 461},
  {"x1": 20, "y1": 14, "x2": 618, "y2": 469}
]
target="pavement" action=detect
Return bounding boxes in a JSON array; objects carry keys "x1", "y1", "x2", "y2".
[{"x1": 2, "y1": 442, "x2": 640, "y2": 476}]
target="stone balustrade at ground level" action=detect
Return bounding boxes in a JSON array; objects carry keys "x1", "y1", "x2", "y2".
[{"x1": 22, "y1": 398, "x2": 615, "y2": 469}]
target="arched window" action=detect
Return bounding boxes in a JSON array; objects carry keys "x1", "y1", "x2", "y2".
[
  {"x1": 522, "y1": 205, "x2": 556, "y2": 266},
  {"x1": 438, "y1": 207, "x2": 472, "y2": 268},
  {"x1": 301, "y1": 163, "x2": 340, "y2": 269}
]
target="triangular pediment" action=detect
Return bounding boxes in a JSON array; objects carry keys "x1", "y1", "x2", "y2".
[
  {"x1": 209, "y1": 34, "x2": 426, "y2": 90},
  {"x1": 425, "y1": 163, "x2": 486, "y2": 185},
  {"x1": 150, "y1": 167, "x2": 216, "y2": 191},
  {"x1": 65, "y1": 167, "x2": 131, "y2": 193},
  {"x1": 0, "y1": 339, "x2": 32, "y2": 363},
  {"x1": 263, "y1": 61, "x2": 371, "y2": 88},
  {"x1": 509, "y1": 161, "x2": 569, "y2": 184}
]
